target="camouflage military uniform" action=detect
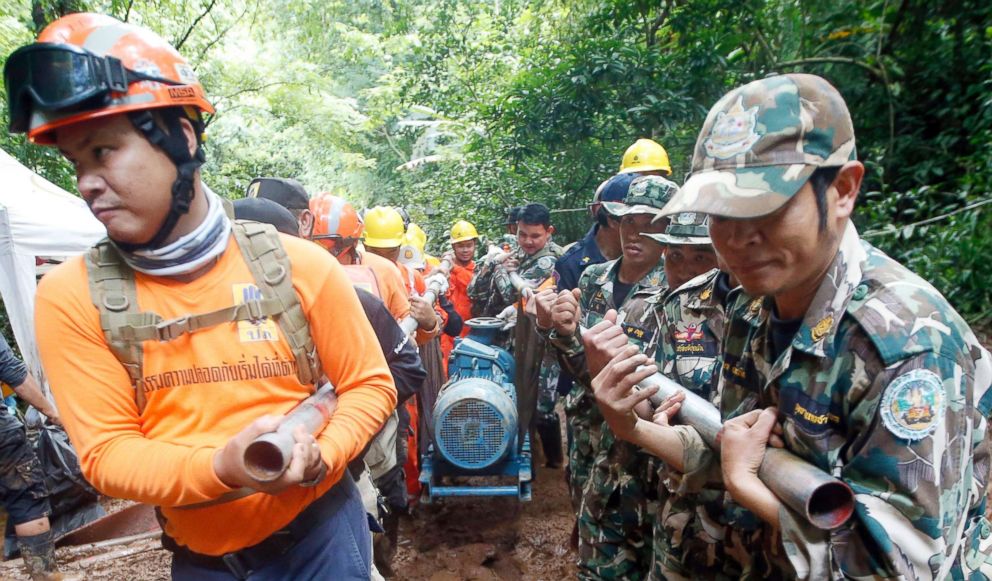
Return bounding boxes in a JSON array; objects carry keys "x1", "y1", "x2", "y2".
[
  {"x1": 675, "y1": 224, "x2": 992, "y2": 579},
  {"x1": 622, "y1": 268, "x2": 743, "y2": 581},
  {"x1": 499, "y1": 233, "x2": 519, "y2": 253},
  {"x1": 467, "y1": 244, "x2": 556, "y2": 318},
  {"x1": 549, "y1": 258, "x2": 666, "y2": 580}
]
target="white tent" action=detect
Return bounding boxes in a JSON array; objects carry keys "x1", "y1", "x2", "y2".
[{"x1": 0, "y1": 148, "x2": 105, "y2": 385}]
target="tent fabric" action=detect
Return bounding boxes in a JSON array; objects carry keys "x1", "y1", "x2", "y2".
[{"x1": 0, "y1": 149, "x2": 104, "y2": 385}]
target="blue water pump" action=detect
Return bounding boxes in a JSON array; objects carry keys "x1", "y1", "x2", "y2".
[{"x1": 419, "y1": 317, "x2": 532, "y2": 502}]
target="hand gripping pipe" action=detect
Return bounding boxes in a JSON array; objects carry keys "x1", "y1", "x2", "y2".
[
  {"x1": 504, "y1": 272, "x2": 855, "y2": 530},
  {"x1": 635, "y1": 371, "x2": 855, "y2": 530},
  {"x1": 243, "y1": 381, "x2": 337, "y2": 483},
  {"x1": 399, "y1": 257, "x2": 453, "y2": 336}
]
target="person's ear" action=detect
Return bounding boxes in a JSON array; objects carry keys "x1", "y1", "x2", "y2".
[
  {"x1": 178, "y1": 117, "x2": 198, "y2": 158},
  {"x1": 833, "y1": 161, "x2": 864, "y2": 220},
  {"x1": 299, "y1": 210, "x2": 315, "y2": 238}
]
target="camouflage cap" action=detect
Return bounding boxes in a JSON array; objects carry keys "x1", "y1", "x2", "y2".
[
  {"x1": 603, "y1": 175, "x2": 679, "y2": 217},
  {"x1": 661, "y1": 74, "x2": 856, "y2": 219},
  {"x1": 643, "y1": 212, "x2": 711, "y2": 246}
]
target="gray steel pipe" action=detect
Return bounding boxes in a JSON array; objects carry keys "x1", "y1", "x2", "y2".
[
  {"x1": 243, "y1": 381, "x2": 337, "y2": 483},
  {"x1": 635, "y1": 367, "x2": 855, "y2": 530},
  {"x1": 399, "y1": 257, "x2": 453, "y2": 336},
  {"x1": 509, "y1": 263, "x2": 857, "y2": 531}
]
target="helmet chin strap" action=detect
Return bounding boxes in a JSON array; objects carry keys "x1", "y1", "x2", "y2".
[{"x1": 114, "y1": 109, "x2": 205, "y2": 251}]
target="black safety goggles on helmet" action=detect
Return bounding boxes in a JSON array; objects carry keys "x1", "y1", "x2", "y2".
[{"x1": 4, "y1": 42, "x2": 181, "y2": 133}]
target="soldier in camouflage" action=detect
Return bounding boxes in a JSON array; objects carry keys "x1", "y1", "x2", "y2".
[
  {"x1": 592, "y1": 73, "x2": 992, "y2": 579},
  {"x1": 622, "y1": 213, "x2": 741, "y2": 580},
  {"x1": 468, "y1": 204, "x2": 557, "y2": 317},
  {"x1": 541, "y1": 175, "x2": 676, "y2": 579},
  {"x1": 500, "y1": 205, "x2": 521, "y2": 254},
  {"x1": 469, "y1": 203, "x2": 564, "y2": 465}
]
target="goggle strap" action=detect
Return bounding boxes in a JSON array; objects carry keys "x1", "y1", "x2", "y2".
[{"x1": 104, "y1": 55, "x2": 128, "y2": 93}]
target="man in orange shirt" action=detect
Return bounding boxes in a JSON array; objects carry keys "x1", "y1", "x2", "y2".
[
  {"x1": 441, "y1": 220, "x2": 477, "y2": 362},
  {"x1": 307, "y1": 194, "x2": 410, "y2": 321},
  {"x1": 362, "y1": 207, "x2": 445, "y2": 500},
  {"x1": 362, "y1": 207, "x2": 443, "y2": 343},
  {"x1": 11, "y1": 14, "x2": 395, "y2": 579}
]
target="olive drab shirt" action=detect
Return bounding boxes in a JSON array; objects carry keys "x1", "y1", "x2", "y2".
[{"x1": 681, "y1": 223, "x2": 992, "y2": 579}]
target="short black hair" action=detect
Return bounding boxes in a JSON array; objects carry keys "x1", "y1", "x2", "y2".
[
  {"x1": 518, "y1": 203, "x2": 551, "y2": 227},
  {"x1": 809, "y1": 166, "x2": 841, "y2": 232}
]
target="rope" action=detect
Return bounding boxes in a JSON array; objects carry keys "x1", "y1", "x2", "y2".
[{"x1": 861, "y1": 197, "x2": 992, "y2": 238}]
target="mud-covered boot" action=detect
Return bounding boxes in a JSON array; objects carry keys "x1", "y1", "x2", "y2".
[
  {"x1": 373, "y1": 511, "x2": 400, "y2": 577},
  {"x1": 17, "y1": 529, "x2": 64, "y2": 581}
]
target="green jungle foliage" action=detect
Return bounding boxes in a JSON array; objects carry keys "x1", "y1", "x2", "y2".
[{"x1": 1, "y1": 0, "x2": 990, "y2": 323}]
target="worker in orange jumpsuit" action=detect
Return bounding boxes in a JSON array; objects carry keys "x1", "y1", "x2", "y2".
[{"x1": 441, "y1": 220, "x2": 478, "y2": 363}]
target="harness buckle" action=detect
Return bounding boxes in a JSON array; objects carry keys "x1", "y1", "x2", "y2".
[
  {"x1": 244, "y1": 300, "x2": 267, "y2": 322},
  {"x1": 156, "y1": 316, "x2": 190, "y2": 341}
]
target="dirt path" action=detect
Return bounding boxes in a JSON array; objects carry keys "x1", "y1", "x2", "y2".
[{"x1": 394, "y1": 463, "x2": 576, "y2": 581}]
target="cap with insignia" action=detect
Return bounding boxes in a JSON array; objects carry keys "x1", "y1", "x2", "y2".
[
  {"x1": 642, "y1": 212, "x2": 711, "y2": 246},
  {"x1": 603, "y1": 175, "x2": 679, "y2": 217},
  {"x1": 661, "y1": 73, "x2": 856, "y2": 219}
]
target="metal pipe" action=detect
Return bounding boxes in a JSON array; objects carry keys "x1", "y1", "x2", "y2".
[
  {"x1": 399, "y1": 257, "x2": 453, "y2": 336},
  {"x1": 635, "y1": 369, "x2": 854, "y2": 530},
  {"x1": 243, "y1": 381, "x2": 337, "y2": 483},
  {"x1": 509, "y1": 258, "x2": 854, "y2": 528}
]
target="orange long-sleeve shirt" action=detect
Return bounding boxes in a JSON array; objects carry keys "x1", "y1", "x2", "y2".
[
  {"x1": 397, "y1": 263, "x2": 445, "y2": 346},
  {"x1": 441, "y1": 261, "x2": 475, "y2": 358},
  {"x1": 35, "y1": 235, "x2": 396, "y2": 555},
  {"x1": 356, "y1": 250, "x2": 410, "y2": 322}
]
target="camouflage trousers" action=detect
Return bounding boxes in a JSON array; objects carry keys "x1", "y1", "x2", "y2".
[
  {"x1": 576, "y1": 434, "x2": 653, "y2": 580},
  {"x1": 536, "y1": 357, "x2": 560, "y2": 417},
  {"x1": 563, "y1": 386, "x2": 600, "y2": 513}
]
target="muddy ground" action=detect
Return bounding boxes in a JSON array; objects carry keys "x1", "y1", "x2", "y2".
[
  {"x1": 393, "y1": 461, "x2": 576, "y2": 581},
  {"x1": 0, "y1": 454, "x2": 576, "y2": 580}
]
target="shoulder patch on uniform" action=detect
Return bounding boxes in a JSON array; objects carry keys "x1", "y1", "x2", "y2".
[
  {"x1": 537, "y1": 255, "x2": 556, "y2": 269},
  {"x1": 881, "y1": 369, "x2": 944, "y2": 441}
]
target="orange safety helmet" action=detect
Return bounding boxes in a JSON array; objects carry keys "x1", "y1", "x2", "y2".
[
  {"x1": 4, "y1": 13, "x2": 215, "y2": 249},
  {"x1": 6, "y1": 13, "x2": 214, "y2": 145},
  {"x1": 310, "y1": 193, "x2": 364, "y2": 256}
]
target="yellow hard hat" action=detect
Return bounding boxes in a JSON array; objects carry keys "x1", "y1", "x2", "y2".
[
  {"x1": 425, "y1": 255, "x2": 441, "y2": 268},
  {"x1": 407, "y1": 223, "x2": 428, "y2": 249},
  {"x1": 363, "y1": 206, "x2": 406, "y2": 248},
  {"x1": 402, "y1": 230, "x2": 425, "y2": 253},
  {"x1": 619, "y1": 138, "x2": 672, "y2": 175},
  {"x1": 450, "y1": 219, "x2": 479, "y2": 244}
]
